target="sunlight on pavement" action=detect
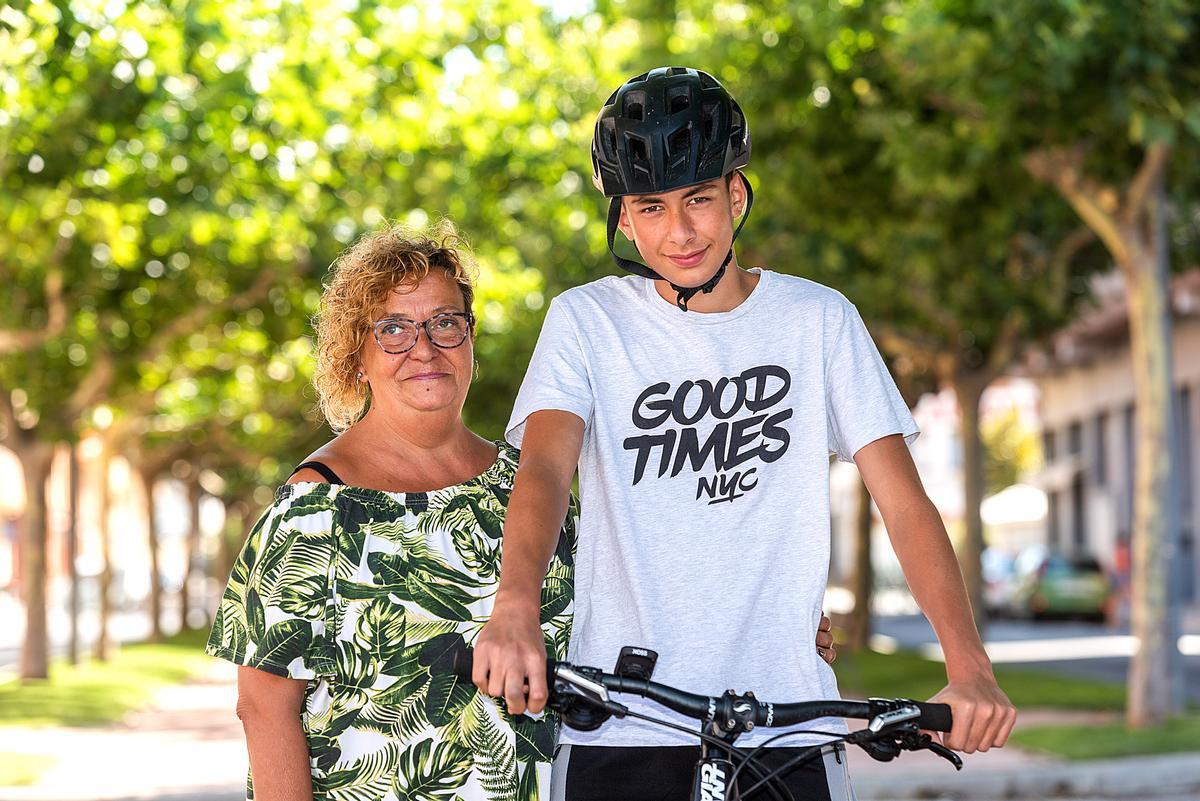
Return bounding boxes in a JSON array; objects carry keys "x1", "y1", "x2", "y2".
[{"x1": 871, "y1": 634, "x2": 1200, "y2": 663}]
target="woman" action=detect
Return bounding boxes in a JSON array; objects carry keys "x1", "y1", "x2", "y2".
[{"x1": 206, "y1": 221, "x2": 837, "y2": 800}]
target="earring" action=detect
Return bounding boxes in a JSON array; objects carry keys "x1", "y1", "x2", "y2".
[
  {"x1": 356, "y1": 371, "x2": 364, "y2": 381},
  {"x1": 472, "y1": 360, "x2": 480, "y2": 382}
]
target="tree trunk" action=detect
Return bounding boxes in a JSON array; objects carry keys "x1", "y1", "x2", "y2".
[
  {"x1": 952, "y1": 373, "x2": 988, "y2": 630},
  {"x1": 66, "y1": 444, "x2": 80, "y2": 665},
  {"x1": 16, "y1": 440, "x2": 54, "y2": 680},
  {"x1": 180, "y1": 478, "x2": 203, "y2": 631},
  {"x1": 138, "y1": 466, "x2": 164, "y2": 642},
  {"x1": 94, "y1": 444, "x2": 113, "y2": 661},
  {"x1": 846, "y1": 477, "x2": 874, "y2": 651},
  {"x1": 219, "y1": 498, "x2": 247, "y2": 583},
  {"x1": 1124, "y1": 186, "x2": 1182, "y2": 727},
  {"x1": 1025, "y1": 143, "x2": 1184, "y2": 726}
]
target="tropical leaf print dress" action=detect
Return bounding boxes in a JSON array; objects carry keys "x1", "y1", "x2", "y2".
[{"x1": 206, "y1": 443, "x2": 576, "y2": 801}]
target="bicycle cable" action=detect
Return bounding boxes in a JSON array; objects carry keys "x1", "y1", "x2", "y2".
[
  {"x1": 724, "y1": 728, "x2": 849, "y2": 799},
  {"x1": 616, "y1": 708, "x2": 798, "y2": 801},
  {"x1": 739, "y1": 733, "x2": 858, "y2": 798}
]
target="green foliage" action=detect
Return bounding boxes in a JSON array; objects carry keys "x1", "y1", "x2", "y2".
[
  {"x1": 981, "y1": 406, "x2": 1042, "y2": 494},
  {"x1": 6, "y1": 0, "x2": 1195, "y2": 480}
]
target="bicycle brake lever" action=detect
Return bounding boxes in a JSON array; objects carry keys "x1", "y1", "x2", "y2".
[
  {"x1": 846, "y1": 729, "x2": 901, "y2": 762},
  {"x1": 555, "y1": 665, "x2": 610, "y2": 704},
  {"x1": 922, "y1": 739, "x2": 963, "y2": 771}
]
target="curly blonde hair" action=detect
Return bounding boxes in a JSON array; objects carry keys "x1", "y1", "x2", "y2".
[{"x1": 314, "y1": 220, "x2": 477, "y2": 431}]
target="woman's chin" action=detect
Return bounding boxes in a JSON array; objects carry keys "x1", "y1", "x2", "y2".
[{"x1": 396, "y1": 387, "x2": 466, "y2": 414}]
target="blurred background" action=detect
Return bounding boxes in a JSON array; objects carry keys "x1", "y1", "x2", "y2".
[{"x1": 1, "y1": 0, "x2": 1198, "y2": 799}]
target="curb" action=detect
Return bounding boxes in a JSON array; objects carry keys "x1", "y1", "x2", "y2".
[{"x1": 853, "y1": 751, "x2": 1200, "y2": 799}]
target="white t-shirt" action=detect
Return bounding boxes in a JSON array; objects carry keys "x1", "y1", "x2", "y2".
[{"x1": 506, "y1": 269, "x2": 919, "y2": 746}]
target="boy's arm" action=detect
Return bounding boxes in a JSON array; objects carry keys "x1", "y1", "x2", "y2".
[
  {"x1": 854, "y1": 434, "x2": 1017, "y2": 754},
  {"x1": 473, "y1": 409, "x2": 584, "y2": 715}
]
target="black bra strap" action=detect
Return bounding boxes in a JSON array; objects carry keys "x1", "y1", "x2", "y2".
[{"x1": 291, "y1": 460, "x2": 345, "y2": 485}]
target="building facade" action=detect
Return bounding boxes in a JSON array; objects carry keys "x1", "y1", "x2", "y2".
[{"x1": 1029, "y1": 271, "x2": 1200, "y2": 603}]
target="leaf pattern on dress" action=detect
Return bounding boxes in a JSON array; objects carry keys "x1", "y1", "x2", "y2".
[{"x1": 206, "y1": 442, "x2": 574, "y2": 801}]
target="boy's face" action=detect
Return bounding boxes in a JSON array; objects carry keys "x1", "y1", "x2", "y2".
[{"x1": 616, "y1": 173, "x2": 747, "y2": 287}]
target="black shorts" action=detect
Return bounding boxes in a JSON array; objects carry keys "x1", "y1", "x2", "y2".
[{"x1": 550, "y1": 743, "x2": 857, "y2": 801}]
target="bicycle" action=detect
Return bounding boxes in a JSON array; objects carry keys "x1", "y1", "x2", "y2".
[{"x1": 456, "y1": 646, "x2": 962, "y2": 801}]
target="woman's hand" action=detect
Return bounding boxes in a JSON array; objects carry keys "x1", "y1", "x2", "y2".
[{"x1": 816, "y1": 613, "x2": 837, "y2": 665}]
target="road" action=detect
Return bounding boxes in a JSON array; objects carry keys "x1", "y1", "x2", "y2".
[{"x1": 873, "y1": 613, "x2": 1200, "y2": 702}]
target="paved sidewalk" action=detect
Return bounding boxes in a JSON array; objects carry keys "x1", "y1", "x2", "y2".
[
  {"x1": 0, "y1": 661, "x2": 246, "y2": 801},
  {"x1": 849, "y1": 709, "x2": 1200, "y2": 799},
  {"x1": 852, "y1": 749, "x2": 1200, "y2": 800}
]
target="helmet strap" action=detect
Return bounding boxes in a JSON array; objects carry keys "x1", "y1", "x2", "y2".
[
  {"x1": 604, "y1": 173, "x2": 755, "y2": 312},
  {"x1": 606, "y1": 199, "x2": 662, "y2": 280}
]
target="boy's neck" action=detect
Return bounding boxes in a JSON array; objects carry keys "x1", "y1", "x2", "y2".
[{"x1": 652, "y1": 260, "x2": 760, "y2": 313}]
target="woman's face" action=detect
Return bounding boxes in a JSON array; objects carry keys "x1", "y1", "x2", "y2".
[{"x1": 359, "y1": 270, "x2": 474, "y2": 420}]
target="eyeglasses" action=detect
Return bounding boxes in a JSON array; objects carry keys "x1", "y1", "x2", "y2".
[{"x1": 371, "y1": 311, "x2": 475, "y2": 354}]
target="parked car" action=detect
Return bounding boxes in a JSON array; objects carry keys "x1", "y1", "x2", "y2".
[
  {"x1": 982, "y1": 547, "x2": 1019, "y2": 618},
  {"x1": 1008, "y1": 545, "x2": 1112, "y2": 621}
]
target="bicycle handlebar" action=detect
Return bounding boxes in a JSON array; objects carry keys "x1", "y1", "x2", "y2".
[{"x1": 452, "y1": 648, "x2": 953, "y2": 732}]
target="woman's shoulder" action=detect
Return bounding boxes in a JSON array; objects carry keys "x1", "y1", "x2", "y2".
[
  {"x1": 285, "y1": 440, "x2": 349, "y2": 486},
  {"x1": 265, "y1": 481, "x2": 340, "y2": 522}
]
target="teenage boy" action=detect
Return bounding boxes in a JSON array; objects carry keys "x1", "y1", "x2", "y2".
[{"x1": 474, "y1": 67, "x2": 1015, "y2": 801}]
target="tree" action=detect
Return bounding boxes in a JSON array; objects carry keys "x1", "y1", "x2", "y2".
[
  {"x1": 653, "y1": 1, "x2": 1104, "y2": 629},
  {"x1": 0, "y1": 0, "x2": 306, "y2": 675},
  {"x1": 884, "y1": 0, "x2": 1199, "y2": 728}
]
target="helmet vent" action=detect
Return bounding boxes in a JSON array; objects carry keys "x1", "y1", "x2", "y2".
[
  {"x1": 702, "y1": 103, "x2": 718, "y2": 143},
  {"x1": 668, "y1": 86, "x2": 691, "y2": 115},
  {"x1": 602, "y1": 124, "x2": 618, "y2": 160},
  {"x1": 668, "y1": 127, "x2": 690, "y2": 160},
  {"x1": 627, "y1": 135, "x2": 648, "y2": 165},
  {"x1": 622, "y1": 90, "x2": 647, "y2": 120}
]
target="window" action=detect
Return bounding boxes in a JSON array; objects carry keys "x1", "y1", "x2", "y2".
[
  {"x1": 1179, "y1": 385, "x2": 1193, "y2": 517},
  {"x1": 1071, "y1": 474, "x2": 1086, "y2": 551},
  {"x1": 1047, "y1": 489, "x2": 1061, "y2": 550},
  {"x1": 1094, "y1": 411, "x2": 1108, "y2": 486},
  {"x1": 1068, "y1": 420, "x2": 1083, "y2": 456}
]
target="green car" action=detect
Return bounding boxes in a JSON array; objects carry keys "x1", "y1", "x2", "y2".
[{"x1": 1010, "y1": 546, "x2": 1113, "y2": 621}]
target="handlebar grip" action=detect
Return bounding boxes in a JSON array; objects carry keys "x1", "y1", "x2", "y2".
[
  {"x1": 452, "y1": 648, "x2": 475, "y2": 680},
  {"x1": 916, "y1": 702, "x2": 953, "y2": 732},
  {"x1": 451, "y1": 647, "x2": 557, "y2": 686}
]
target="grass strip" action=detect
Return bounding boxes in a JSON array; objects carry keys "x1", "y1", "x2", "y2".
[
  {"x1": 1011, "y1": 715, "x2": 1200, "y2": 759},
  {"x1": 833, "y1": 647, "x2": 1126, "y2": 711},
  {"x1": 0, "y1": 752, "x2": 56, "y2": 787},
  {"x1": 0, "y1": 628, "x2": 213, "y2": 728}
]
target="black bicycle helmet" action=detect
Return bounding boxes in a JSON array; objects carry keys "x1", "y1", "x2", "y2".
[{"x1": 591, "y1": 66, "x2": 754, "y2": 311}]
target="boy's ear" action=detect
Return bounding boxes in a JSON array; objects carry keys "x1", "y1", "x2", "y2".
[
  {"x1": 616, "y1": 200, "x2": 636, "y2": 242},
  {"x1": 729, "y1": 173, "x2": 747, "y2": 219}
]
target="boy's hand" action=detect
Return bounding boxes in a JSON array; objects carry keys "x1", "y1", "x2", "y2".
[
  {"x1": 473, "y1": 602, "x2": 549, "y2": 715},
  {"x1": 927, "y1": 674, "x2": 1016, "y2": 753},
  {"x1": 816, "y1": 613, "x2": 836, "y2": 664}
]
